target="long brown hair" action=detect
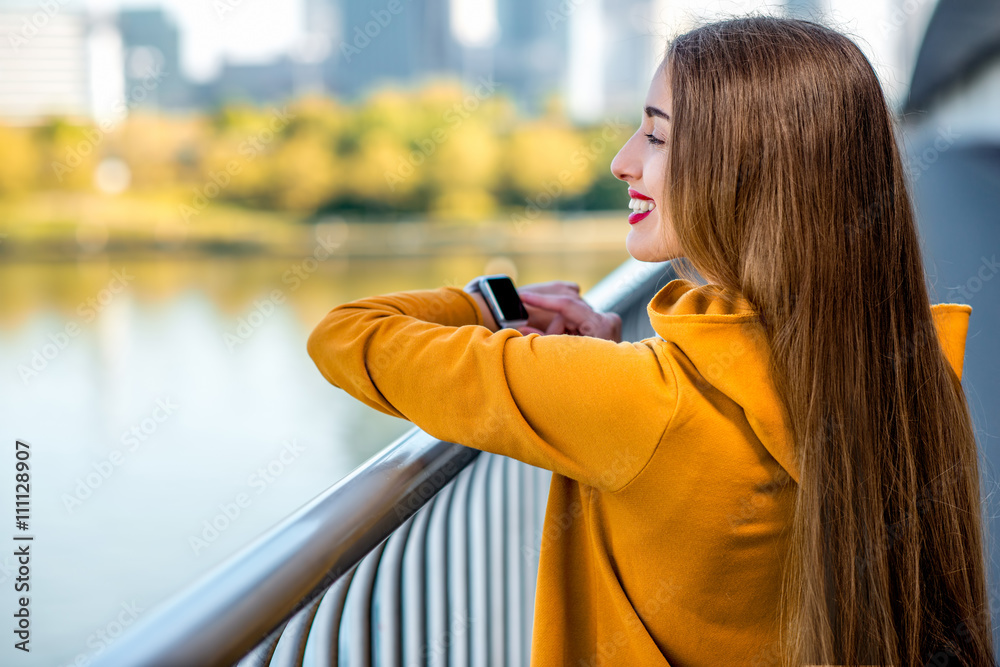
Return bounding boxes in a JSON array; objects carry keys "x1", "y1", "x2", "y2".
[{"x1": 662, "y1": 16, "x2": 995, "y2": 666}]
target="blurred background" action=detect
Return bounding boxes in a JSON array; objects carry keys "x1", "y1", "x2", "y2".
[{"x1": 0, "y1": 0, "x2": 997, "y2": 664}]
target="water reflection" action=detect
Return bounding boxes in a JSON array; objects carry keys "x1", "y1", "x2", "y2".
[{"x1": 0, "y1": 250, "x2": 627, "y2": 666}]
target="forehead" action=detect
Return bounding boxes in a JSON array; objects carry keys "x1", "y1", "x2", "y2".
[{"x1": 643, "y1": 62, "x2": 671, "y2": 110}]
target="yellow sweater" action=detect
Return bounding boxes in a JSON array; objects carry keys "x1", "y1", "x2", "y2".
[{"x1": 306, "y1": 278, "x2": 972, "y2": 666}]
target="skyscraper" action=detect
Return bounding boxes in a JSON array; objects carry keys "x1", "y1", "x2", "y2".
[
  {"x1": 494, "y1": 0, "x2": 570, "y2": 115},
  {"x1": 117, "y1": 8, "x2": 190, "y2": 110},
  {"x1": 320, "y1": 0, "x2": 460, "y2": 100},
  {"x1": 0, "y1": 7, "x2": 97, "y2": 122}
]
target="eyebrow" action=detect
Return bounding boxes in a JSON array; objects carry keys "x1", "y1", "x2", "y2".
[{"x1": 644, "y1": 105, "x2": 670, "y2": 120}]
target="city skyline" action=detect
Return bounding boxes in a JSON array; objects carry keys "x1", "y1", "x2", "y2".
[
  {"x1": 1, "y1": 0, "x2": 937, "y2": 125},
  {"x1": 93, "y1": 0, "x2": 307, "y2": 83}
]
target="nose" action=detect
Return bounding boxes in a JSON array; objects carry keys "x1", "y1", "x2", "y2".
[{"x1": 610, "y1": 132, "x2": 638, "y2": 183}]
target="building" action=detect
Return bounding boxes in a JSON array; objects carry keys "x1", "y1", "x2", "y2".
[
  {"x1": 315, "y1": 0, "x2": 460, "y2": 101},
  {"x1": 117, "y1": 8, "x2": 191, "y2": 110},
  {"x1": 0, "y1": 4, "x2": 121, "y2": 124}
]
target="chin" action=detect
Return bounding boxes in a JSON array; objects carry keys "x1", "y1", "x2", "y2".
[{"x1": 626, "y1": 232, "x2": 666, "y2": 263}]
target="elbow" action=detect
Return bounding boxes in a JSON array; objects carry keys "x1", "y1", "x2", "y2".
[
  {"x1": 306, "y1": 306, "x2": 384, "y2": 389},
  {"x1": 306, "y1": 315, "x2": 332, "y2": 371},
  {"x1": 306, "y1": 317, "x2": 344, "y2": 390},
  {"x1": 305, "y1": 309, "x2": 359, "y2": 389}
]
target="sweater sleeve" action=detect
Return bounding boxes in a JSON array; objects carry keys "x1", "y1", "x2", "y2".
[{"x1": 306, "y1": 285, "x2": 678, "y2": 493}]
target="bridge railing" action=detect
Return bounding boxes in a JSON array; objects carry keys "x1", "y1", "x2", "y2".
[{"x1": 91, "y1": 258, "x2": 678, "y2": 667}]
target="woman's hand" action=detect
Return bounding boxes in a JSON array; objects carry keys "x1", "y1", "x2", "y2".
[
  {"x1": 513, "y1": 280, "x2": 583, "y2": 333},
  {"x1": 462, "y1": 278, "x2": 621, "y2": 342},
  {"x1": 518, "y1": 281, "x2": 623, "y2": 342},
  {"x1": 516, "y1": 289, "x2": 622, "y2": 342},
  {"x1": 462, "y1": 278, "x2": 579, "y2": 333}
]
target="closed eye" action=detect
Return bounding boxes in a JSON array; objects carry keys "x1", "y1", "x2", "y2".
[{"x1": 645, "y1": 133, "x2": 665, "y2": 146}]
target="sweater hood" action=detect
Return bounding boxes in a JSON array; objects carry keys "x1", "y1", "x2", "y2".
[{"x1": 646, "y1": 279, "x2": 973, "y2": 486}]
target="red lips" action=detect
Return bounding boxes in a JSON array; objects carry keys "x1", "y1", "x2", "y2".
[{"x1": 627, "y1": 188, "x2": 654, "y2": 224}]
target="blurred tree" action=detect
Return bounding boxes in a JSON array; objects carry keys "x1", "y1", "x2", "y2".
[
  {"x1": 425, "y1": 121, "x2": 500, "y2": 221},
  {"x1": 111, "y1": 114, "x2": 194, "y2": 189},
  {"x1": 358, "y1": 87, "x2": 420, "y2": 140},
  {"x1": 286, "y1": 95, "x2": 347, "y2": 138},
  {"x1": 428, "y1": 188, "x2": 497, "y2": 222},
  {"x1": 349, "y1": 127, "x2": 422, "y2": 204},
  {"x1": 427, "y1": 122, "x2": 500, "y2": 189},
  {"x1": 501, "y1": 121, "x2": 595, "y2": 205},
  {"x1": 36, "y1": 119, "x2": 98, "y2": 191},
  {"x1": 559, "y1": 122, "x2": 630, "y2": 211},
  {"x1": 1, "y1": 77, "x2": 631, "y2": 225},
  {"x1": 196, "y1": 133, "x2": 271, "y2": 205},
  {"x1": 0, "y1": 125, "x2": 38, "y2": 196},
  {"x1": 266, "y1": 131, "x2": 340, "y2": 212}
]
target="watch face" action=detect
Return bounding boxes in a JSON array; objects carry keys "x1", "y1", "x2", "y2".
[{"x1": 485, "y1": 277, "x2": 528, "y2": 321}]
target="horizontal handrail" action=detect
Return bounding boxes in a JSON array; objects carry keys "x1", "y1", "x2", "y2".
[{"x1": 91, "y1": 257, "x2": 674, "y2": 667}]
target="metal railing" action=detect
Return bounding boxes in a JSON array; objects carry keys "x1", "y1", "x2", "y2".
[{"x1": 92, "y1": 257, "x2": 679, "y2": 667}]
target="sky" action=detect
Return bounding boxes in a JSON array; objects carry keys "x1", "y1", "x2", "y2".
[
  {"x1": 87, "y1": 0, "x2": 307, "y2": 82},
  {"x1": 73, "y1": 0, "x2": 937, "y2": 108}
]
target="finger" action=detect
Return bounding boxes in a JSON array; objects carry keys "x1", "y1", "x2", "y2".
[
  {"x1": 540, "y1": 281, "x2": 579, "y2": 296},
  {"x1": 545, "y1": 314, "x2": 566, "y2": 335},
  {"x1": 520, "y1": 282, "x2": 579, "y2": 298},
  {"x1": 578, "y1": 313, "x2": 620, "y2": 341},
  {"x1": 516, "y1": 325, "x2": 544, "y2": 335},
  {"x1": 521, "y1": 288, "x2": 579, "y2": 329},
  {"x1": 518, "y1": 292, "x2": 596, "y2": 328},
  {"x1": 531, "y1": 280, "x2": 579, "y2": 293},
  {"x1": 550, "y1": 281, "x2": 580, "y2": 297},
  {"x1": 517, "y1": 301, "x2": 558, "y2": 329}
]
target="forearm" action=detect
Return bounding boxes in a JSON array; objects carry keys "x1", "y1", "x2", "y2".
[
  {"x1": 306, "y1": 285, "x2": 492, "y2": 412},
  {"x1": 306, "y1": 290, "x2": 674, "y2": 491}
]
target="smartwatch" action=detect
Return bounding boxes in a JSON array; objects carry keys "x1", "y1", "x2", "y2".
[{"x1": 468, "y1": 275, "x2": 529, "y2": 329}]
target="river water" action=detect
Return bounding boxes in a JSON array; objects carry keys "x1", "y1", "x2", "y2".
[{"x1": 0, "y1": 249, "x2": 628, "y2": 665}]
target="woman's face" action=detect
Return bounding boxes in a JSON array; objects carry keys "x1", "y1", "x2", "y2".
[{"x1": 610, "y1": 62, "x2": 682, "y2": 263}]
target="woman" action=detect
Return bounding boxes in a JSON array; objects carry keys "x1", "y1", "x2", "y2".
[{"x1": 306, "y1": 16, "x2": 995, "y2": 667}]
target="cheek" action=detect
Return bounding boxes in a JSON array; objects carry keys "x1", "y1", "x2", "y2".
[{"x1": 645, "y1": 152, "x2": 668, "y2": 198}]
